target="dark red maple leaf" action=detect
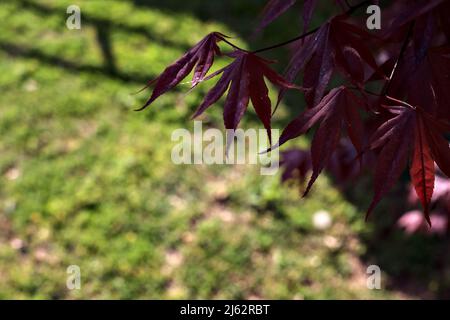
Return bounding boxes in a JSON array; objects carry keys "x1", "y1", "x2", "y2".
[
  {"x1": 136, "y1": 32, "x2": 226, "y2": 111},
  {"x1": 274, "y1": 86, "x2": 365, "y2": 195},
  {"x1": 367, "y1": 104, "x2": 450, "y2": 224},
  {"x1": 279, "y1": 15, "x2": 381, "y2": 108},
  {"x1": 406, "y1": 46, "x2": 450, "y2": 120},
  {"x1": 377, "y1": 43, "x2": 450, "y2": 120},
  {"x1": 192, "y1": 51, "x2": 298, "y2": 143}
]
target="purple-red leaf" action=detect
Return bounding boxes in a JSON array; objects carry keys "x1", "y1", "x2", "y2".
[
  {"x1": 410, "y1": 113, "x2": 435, "y2": 221},
  {"x1": 367, "y1": 106, "x2": 450, "y2": 223},
  {"x1": 367, "y1": 107, "x2": 414, "y2": 220},
  {"x1": 276, "y1": 86, "x2": 364, "y2": 195},
  {"x1": 137, "y1": 32, "x2": 226, "y2": 111},
  {"x1": 280, "y1": 16, "x2": 381, "y2": 108},
  {"x1": 193, "y1": 52, "x2": 298, "y2": 141}
]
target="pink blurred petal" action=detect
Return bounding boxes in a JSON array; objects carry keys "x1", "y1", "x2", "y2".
[
  {"x1": 432, "y1": 176, "x2": 450, "y2": 201},
  {"x1": 429, "y1": 214, "x2": 448, "y2": 235},
  {"x1": 397, "y1": 210, "x2": 424, "y2": 234},
  {"x1": 398, "y1": 210, "x2": 449, "y2": 236}
]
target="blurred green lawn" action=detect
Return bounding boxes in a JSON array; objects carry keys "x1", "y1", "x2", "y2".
[{"x1": 0, "y1": 0, "x2": 439, "y2": 299}]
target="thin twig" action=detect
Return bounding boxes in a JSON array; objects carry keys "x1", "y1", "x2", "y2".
[
  {"x1": 252, "y1": 27, "x2": 320, "y2": 53},
  {"x1": 220, "y1": 0, "x2": 373, "y2": 54},
  {"x1": 382, "y1": 22, "x2": 415, "y2": 96}
]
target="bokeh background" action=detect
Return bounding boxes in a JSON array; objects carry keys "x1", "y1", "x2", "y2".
[{"x1": 1, "y1": 0, "x2": 449, "y2": 299}]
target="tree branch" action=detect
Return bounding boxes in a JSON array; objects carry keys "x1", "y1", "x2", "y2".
[
  {"x1": 221, "y1": 0, "x2": 374, "y2": 54},
  {"x1": 252, "y1": 27, "x2": 319, "y2": 53}
]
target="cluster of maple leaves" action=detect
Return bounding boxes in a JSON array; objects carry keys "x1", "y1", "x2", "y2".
[{"x1": 139, "y1": 0, "x2": 450, "y2": 226}]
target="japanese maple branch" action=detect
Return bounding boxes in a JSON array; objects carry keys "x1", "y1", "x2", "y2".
[
  {"x1": 253, "y1": 0, "x2": 373, "y2": 53},
  {"x1": 251, "y1": 28, "x2": 319, "y2": 53},
  {"x1": 220, "y1": 0, "x2": 373, "y2": 54},
  {"x1": 220, "y1": 27, "x2": 319, "y2": 54}
]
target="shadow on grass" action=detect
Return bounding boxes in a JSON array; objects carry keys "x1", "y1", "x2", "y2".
[
  {"x1": 2, "y1": 0, "x2": 195, "y2": 84},
  {"x1": 0, "y1": 41, "x2": 149, "y2": 83},
  {"x1": 14, "y1": 0, "x2": 192, "y2": 49}
]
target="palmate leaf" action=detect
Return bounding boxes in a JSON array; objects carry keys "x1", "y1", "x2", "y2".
[
  {"x1": 137, "y1": 34, "x2": 298, "y2": 143},
  {"x1": 274, "y1": 86, "x2": 365, "y2": 196},
  {"x1": 136, "y1": 32, "x2": 226, "y2": 111},
  {"x1": 367, "y1": 106, "x2": 450, "y2": 224},
  {"x1": 371, "y1": 46, "x2": 450, "y2": 122},
  {"x1": 407, "y1": 46, "x2": 450, "y2": 120},
  {"x1": 278, "y1": 15, "x2": 382, "y2": 108},
  {"x1": 193, "y1": 51, "x2": 298, "y2": 143}
]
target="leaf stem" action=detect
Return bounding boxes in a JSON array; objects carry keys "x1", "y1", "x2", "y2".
[{"x1": 220, "y1": 37, "x2": 250, "y2": 53}]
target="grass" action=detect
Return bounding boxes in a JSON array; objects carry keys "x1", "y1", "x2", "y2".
[{"x1": 0, "y1": 0, "x2": 445, "y2": 299}]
